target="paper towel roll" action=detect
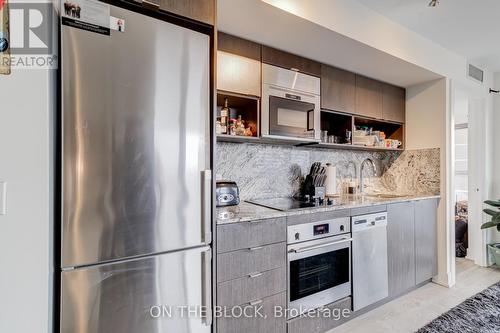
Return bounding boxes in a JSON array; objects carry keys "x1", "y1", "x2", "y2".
[{"x1": 325, "y1": 163, "x2": 337, "y2": 196}]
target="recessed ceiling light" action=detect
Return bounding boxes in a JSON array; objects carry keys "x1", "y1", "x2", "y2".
[{"x1": 428, "y1": 0, "x2": 439, "y2": 7}]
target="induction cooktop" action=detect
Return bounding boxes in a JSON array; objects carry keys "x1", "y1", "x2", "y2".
[{"x1": 247, "y1": 197, "x2": 335, "y2": 212}]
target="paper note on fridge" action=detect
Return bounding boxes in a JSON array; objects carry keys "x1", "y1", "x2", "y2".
[{"x1": 62, "y1": 0, "x2": 110, "y2": 35}]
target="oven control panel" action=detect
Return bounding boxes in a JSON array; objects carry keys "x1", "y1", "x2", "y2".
[
  {"x1": 287, "y1": 216, "x2": 350, "y2": 244},
  {"x1": 313, "y1": 223, "x2": 329, "y2": 236}
]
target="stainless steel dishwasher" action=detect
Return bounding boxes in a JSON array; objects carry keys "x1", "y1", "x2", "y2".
[{"x1": 352, "y1": 212, "x2": 389, "y2": 311}]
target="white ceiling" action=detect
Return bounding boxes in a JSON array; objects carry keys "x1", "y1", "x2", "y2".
[{"x1": 356, "y1": 0, "x2": 500, "y2": 72}]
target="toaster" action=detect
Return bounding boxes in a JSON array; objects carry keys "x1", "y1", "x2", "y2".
[{"x1": 216, "y1": 181, "x2": 240, "y2": 207}]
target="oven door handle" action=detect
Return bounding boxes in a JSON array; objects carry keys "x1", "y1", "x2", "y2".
[{"x1": 291, "y1": 237, "x2": 352, "y2": 253}]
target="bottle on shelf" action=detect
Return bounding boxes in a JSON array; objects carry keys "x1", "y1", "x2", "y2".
[
  {"x1": 235, "y1": 115, "x2": 246, "y2": 136},
  {"x1": 220, "y1": 98, "x2": 229, "y2": 135}
]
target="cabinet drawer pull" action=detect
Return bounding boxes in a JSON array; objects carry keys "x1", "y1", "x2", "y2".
[
  {"x1": 249, "y1": 299, "x2": 263, "y2": 306},
  {"x1": 249, "y1": 246, "x2": 263, "y2": 251},
  {"x1": 248, "y1": 272, "x2": 263, "y2": 278}
]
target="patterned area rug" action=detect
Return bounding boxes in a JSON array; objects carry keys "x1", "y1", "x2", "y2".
[{"x1": 416, "y1": 281, "x2": 500, "y2": 333}]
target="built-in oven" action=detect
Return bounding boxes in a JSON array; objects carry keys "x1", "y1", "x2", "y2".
[
  {"x1": 287, "y1": 217, "x2": 352, "y2": 316},
  {"x1": 262, "y1": 63, "x2": 321, "y2": 142}
]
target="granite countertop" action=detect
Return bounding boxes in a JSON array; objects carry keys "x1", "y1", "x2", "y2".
[
  {"x1": 216, "y1": 201, "x2": 286, "y2": 224},
  {"x1": 216, "y1": 193, "x2": 440, "y2": 224}
]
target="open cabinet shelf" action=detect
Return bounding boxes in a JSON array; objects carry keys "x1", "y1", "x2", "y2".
[
  {"x1": 353, "y1": 116, "x2": 404, "y2": 150},
  {"x1": 320, "y1": 110, "x2": 353, "y2": 144},
  {"x1": 314, "y1": 109, "x2": 405, "y2": 151},
  {"x1": 216, "y1": 90, "x2": 260, "y2": 141}
]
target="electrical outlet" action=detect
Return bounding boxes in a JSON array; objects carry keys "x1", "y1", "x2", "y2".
[{"x1": 0, "y1": 181, "x2": 6, "y2": 215}]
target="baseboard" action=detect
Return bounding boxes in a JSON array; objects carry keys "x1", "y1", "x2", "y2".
[{"x1": 433, "y1": 273, "x2": 454, "y2": 288}]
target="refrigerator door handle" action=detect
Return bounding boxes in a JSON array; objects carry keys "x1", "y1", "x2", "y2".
[
  {"x1": 202, "y1": 170, "x2": 212, "y2": 244},
  {"x1": 201, "y1": 249, "x2": 213, "y2": 326}
]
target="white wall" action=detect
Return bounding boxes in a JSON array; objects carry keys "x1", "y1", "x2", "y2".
[
  {"x1": 406, "y1": 78, "x2": 453, "y2": 286},
  {"x1": 0, "y1": 68, "x2": 55, "y2": 332},
  {"x1": 491, "y1": 72, "x2": 500, "y2": 244}
]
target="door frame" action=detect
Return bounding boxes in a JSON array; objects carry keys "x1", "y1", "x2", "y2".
[{"x1": 449, "y1": 82, "x2": 490, "y2": 275}]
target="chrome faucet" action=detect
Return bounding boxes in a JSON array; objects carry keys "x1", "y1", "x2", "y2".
[{"x1": 359, "y1": 158, "x2": 377, "y2": 193}]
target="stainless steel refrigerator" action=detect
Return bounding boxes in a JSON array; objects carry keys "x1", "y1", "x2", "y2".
[{"x1": 60, "y1": 3, "x2": 212, "y2": 333}]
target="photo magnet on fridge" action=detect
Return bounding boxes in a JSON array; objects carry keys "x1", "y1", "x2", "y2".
[
  {"x1": 110, "y1": 16, "x2": 125, "y2": 33},
  {"x1": 62, "y1": 0, "x2": 110, "y2": 35}
]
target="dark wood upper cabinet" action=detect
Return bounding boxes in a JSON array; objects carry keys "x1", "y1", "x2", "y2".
[
  {"x1": 261, "y1": 45, "x2": 321, "y2": 77},
  {"x1": 217, "y1": 32, "x2": 261, "y2": 61},
  {"x1": 159, "y1": 0, "x2": 215, "y2": 25},
  {"x1": 355, "y1": 75, "x2": 383, "y2": 119},
  {"x1": 321, "y1": 65, "x2": 356, "y2": 113},
  {"x1": 382, "y1": 83, "x2": 406, "y2": 123}
]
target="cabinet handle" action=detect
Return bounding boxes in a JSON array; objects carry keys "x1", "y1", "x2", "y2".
[
  {"x1": 249, "y1": 299, "x2": 263, "y2": 306},
  {"x1": 249, "y1": 246, "x2": 263, "y2": 251},
  {"x1": 248, "y1": 272, "x2": 263, "y2": 278}
]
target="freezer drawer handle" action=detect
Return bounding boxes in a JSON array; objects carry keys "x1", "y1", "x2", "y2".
[
  {"x1": 201, "y1": 249, "x2": 212, "y2": 326},
  {"x1": 202, "y1": 170, "x2": 212, "y2": 244},
  {"x1": 248, "y1": 246, "x2": 263, "y2": 251}
]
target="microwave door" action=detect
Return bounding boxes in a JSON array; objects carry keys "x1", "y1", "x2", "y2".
[{"x1": 269, "y1": 96, "x2": 316, "y2": 138}]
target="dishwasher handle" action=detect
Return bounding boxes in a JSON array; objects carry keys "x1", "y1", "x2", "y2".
[{"x1": 352, "y1": 215, "x2": 387, "y2": 232}]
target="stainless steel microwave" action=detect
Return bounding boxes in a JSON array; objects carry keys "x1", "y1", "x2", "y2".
[{"x1": 262, "y1": 64, "x2": 321, "y2": 142}]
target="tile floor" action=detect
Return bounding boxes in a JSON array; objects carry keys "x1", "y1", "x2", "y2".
[{"x1": 329, "y1": 258, "x2": 500, "y2": 333}]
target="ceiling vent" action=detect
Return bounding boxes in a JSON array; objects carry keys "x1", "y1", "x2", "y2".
[{"x1": 467, "y1": 63, "x2": 484, "y2": 83}]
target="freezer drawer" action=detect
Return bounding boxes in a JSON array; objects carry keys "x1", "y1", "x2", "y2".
[
  {"x1": 61, "y1": 247, "x2": 212, "y2": 333},
  {"x1": 61, "y1": 4, "x2": 211, "y2": 268}
]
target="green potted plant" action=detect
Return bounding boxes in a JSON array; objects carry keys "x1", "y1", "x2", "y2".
[{"x1": 482, "y1": 200, "x2": 500, "y2": 266}]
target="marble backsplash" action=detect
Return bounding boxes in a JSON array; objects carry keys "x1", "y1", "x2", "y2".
[{"x1": 216, "y1": 142, "x2": 440, "y2": 200}]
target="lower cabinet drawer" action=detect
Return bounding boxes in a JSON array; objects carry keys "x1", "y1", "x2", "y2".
[
  {"x1": 217, "y1": 292, "x2": 286, "y2": 333},
  {"x1": 217, "y1": 242, "x2": 286, "y2": 282},
  {"x1": 217, "y1": 217, "x2": 286, "y2": 253},
  {"x1": 287, "y1": 297, "x2": 352, "y2": 333},
  {"x1": 217, "y1": 266, "x2": 286, "y2": 307}
]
